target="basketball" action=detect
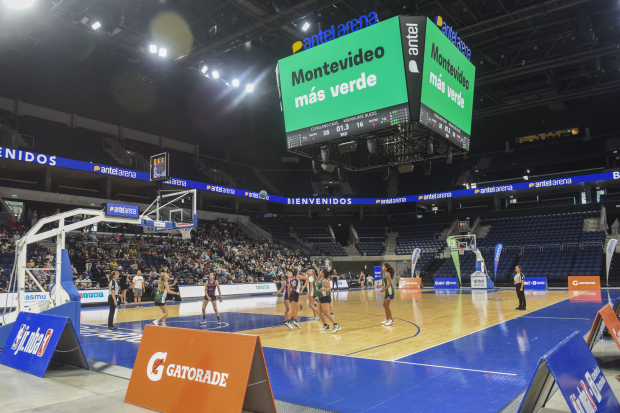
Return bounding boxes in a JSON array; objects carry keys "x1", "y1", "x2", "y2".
[{"x1": 259, "y1": 190, "x2": 268, "y2": 199}]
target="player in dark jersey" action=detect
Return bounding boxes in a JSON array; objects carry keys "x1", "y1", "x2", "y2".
[
  {"x1": 316, "y1": 268, "x2": 341, "y2": 333},
  {"x1": 201, "y1": 273, "x2": 222, "y2": 326},
  {"x1": 274, "y1": 274, "x2": 292, "y2": 326},
  {"x1": 287, "y1": 268, "x2": 310, "y2": 329}
]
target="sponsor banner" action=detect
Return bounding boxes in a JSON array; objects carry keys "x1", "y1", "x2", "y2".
[
  {"x1": 410, "y1": 248, "x2": 421, "y2": 278},
  {"x1": 125, "y1": 326, "x2": 276, "y2": 413},
  {"x1": 0, "y1": 290, "x2": 109, "y2": 308},
  {"x1": 447, "y1": 237, "x2": 462, "y2": 285},
  {"x1": 2, "y1": 146, "x2": 620, "y2": 206},
  {"x1": 400, "y1": 278, "x2": 422, "y2": 289},
  {"x1": 523, "y1": 277, "x2": 547, "y2": 290},
  {"x1": 494, "y1": 243, "x2": 503, "y2": 282},
  {"x1": 607, "y1": 239, "x2": 617, "y2": 286},
  {"x1": 471, "y1": 273, "x2": 488, "y2": 289},
  {"x1": 336, "y1": 280, "x2": 349, "y2": 289},
  {"x1": 374, "y1": 266, "x2": 383, "y2": 287},
  {"x1": 0, "y1": 312, "x2": 88, "y2": 377},
  {"x1": 569, "y1": 276, "x2": 601, "y2": 290},
  {"x1": 589, "y1": 304, "x2": 620, "y2": 353},
  {"x1": 179, "y1": 283, "x2": 277, "y2": 300},
  {"x1": 105, "y1": 202, "x2": 139, "y2": 218},
  {"x1": 434, "y1": 278, "x2": 458, "y2": 289}
]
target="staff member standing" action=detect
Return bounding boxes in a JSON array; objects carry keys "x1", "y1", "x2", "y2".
[
  {"x1": 132, "y1": 270, "x2": 144, "y2": 307},
  {"x1": 107, "y1": 271, "x2": 120, "y2": 330},
  {"x1": 514, "y1": 266, "x2": 526, "y2": 311}
]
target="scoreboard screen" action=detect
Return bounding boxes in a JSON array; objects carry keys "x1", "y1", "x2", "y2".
[
  {"x1": 276, "y1": 16, "x2": 475, "y2": 150},
  {"x1": 458, "y1": 221, "x2": 470, "y2": 233},
  {"x1": 150, "y1": 152, "x2": 169, "y2": 182}
]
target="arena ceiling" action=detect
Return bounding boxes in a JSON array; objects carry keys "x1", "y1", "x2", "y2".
[{"x1": 0, "y1": 0, "x2": 619, "y2": 158}]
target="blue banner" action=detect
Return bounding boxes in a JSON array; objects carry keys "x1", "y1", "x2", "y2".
[
  {"x1": 374, "y1": 266, "x2": 382, "y2": 282},
  {"x1": 105, "y1": 202, "x2": 139, "y2": 218},
  {"x1": 434, "y1": 278, "x2": 459, "y2": 289},
  {"x1": 494, "y1": 243, "x2": 503, "y2": 282},
  {"x1": 532, "y1": 332, "x2": 619, "y2": 413},
  {"x1": 0, "y1": 312, "x2": 87, "y2": 377},
  {"x1": 3, "y1": 146, "x2": 620, "y2": 205},
  {"x1": 523, "y1": 277, "x2": 547, "y2": 290}
]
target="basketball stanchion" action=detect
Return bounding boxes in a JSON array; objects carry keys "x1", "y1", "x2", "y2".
[{"x1": 125, "y1": 326, "x2": 277, "y2": 413}]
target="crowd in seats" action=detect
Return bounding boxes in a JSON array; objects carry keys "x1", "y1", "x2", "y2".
[
  {"x1": 395, "y1": 223, "x2": 448, "y2": 255},
  {"x1": 313, "y1": 242, "x2": 347, "y2": 256},
  {"x1": 296, "y1": 227, "x2": 332, "y2": 242},
  {"x1": 479, "y1": 212, "x2": 599, "y2": 248},
  {"x1": 356, "y1": 243, "x2": 384, "y2": 256}
]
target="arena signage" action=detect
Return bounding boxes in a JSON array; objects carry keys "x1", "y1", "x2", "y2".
[
  {"x1": 434, "y1": 278, "x2": 458, "y2": 289},
  {"x1": 298, "y1": 12, "x2": 379, "y2": 52},
  {"x1": 434, "y1": 16, "x2": 471, "y2": 60},
  {"x1": 1, "y1": 147, "x2": 620, "y2": 206},
  {"x1": 105, "y1": 202, "x2": 139, "y2": 218}
]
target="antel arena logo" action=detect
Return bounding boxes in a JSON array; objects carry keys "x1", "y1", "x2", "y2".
[
  {"x1": 146, "y1": 352, "x2": 229, "y2": 386},
  {"x1": 11, "y1": 324, "x2": 53, "y2": 357}
]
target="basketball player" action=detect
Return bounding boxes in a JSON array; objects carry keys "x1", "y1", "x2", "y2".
[
  {"x1": 316, "y1": 268, "x2": 341, "y2": 333},
  {"x1": 288, "y1": 268, "x2": 310, "y2": 328},
  {"x1": 302, "y1": 269, "x2": 319, "y2": 321},
  {"x1": 273, "y1": 274, "x2": 292, "y2": 326},
  {"x1": 359, "y1": 271, "x2": 366, "y2": 288},
  {"x1": 151, "y1": 273, "x2": 180, "y2": 326},
  {"x1": 201, "y1": 273, "x2": 222, "y2": 326},
  {"x1": 377, "y1": 263, "x2": 395, "y2": 326}
]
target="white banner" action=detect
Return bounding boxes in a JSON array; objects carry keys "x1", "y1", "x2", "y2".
[
  {"x1": 0, "y1": 289, "x2": 110, "y2": 308},
  {"x1": 471, "y1": 272, "x2": 488, "y2": 289},
  {"x1": 337, "y1": 280, "x2": 349, "y2": 289},
  {"x1": 411, "y1": 248, "x2": 421, "y2": 277},
  {"x1": 178, "y1": 283, "x2": 278, "y2": 300},
  {"x1": 606, "y1": 239, "x2": 617, "y2": 286}
]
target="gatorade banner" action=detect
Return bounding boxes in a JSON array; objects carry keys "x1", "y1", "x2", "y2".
[
  {"x1": 125, "y1": 326, "x2": 276, "y2": 413},
  {"x1": 494, "y1": 243, "x2": 503, "y2": 282},
  {"x1": 410, "y1": 248, "x2": 421, "y2": 277},
  {"x1": 447, "y1": 237, "x2": 462, "y2": 285},
  {"x1": 587, "y1": 304, "x2": 620, "y2": 352},
  {"x1": 606, "y1": 239, "x2": 617, "y2": 286},
  {"x1": 569, "y1": 276, "x2": 601, "y2": 290}
]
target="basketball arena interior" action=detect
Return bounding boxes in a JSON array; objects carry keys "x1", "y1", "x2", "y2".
[{"x1": 1, "y1": 0, "x2": 620, "y2": 412}]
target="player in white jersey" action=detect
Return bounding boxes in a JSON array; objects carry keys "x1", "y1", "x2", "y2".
[{"x1": 302, "y1": 269, "x2": 319, "y2": 321}]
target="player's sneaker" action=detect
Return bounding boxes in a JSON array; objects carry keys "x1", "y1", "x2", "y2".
[
  {"x1": 384, "y1": 320, "x2": 394, "y2": 326},
  {"x1": 151, "y1": 320, "x2": 159, "y2": 326},
  {"x1": 381, "y1": 319, "x2": 389, "y2": 325},
  {"x1": 161, "y1": 323, "x2": 167, "y2": 327},
  {"x1": 319, "y1": 324, "x2": 330, "y2": 331},
  {"x1": 293, "y1": 321, "x2": 301, "y2": 329},
  {"x1": 285, "y1": 322, "x2": 294, "y2": 330},
  {"x1": 200, "y1": 319, "x2": 207, "y2": 325},
  {"x1": 217, "y1": 320, "x2": 222, "y2": 326},
  {"x1": 332, "y1": 324, "x2": 341, "y2": 334},
  {"x1": 330, "y1": 312, "x2": 335, "y2": 317},
  {"x1": 299, "y1": 305, "x2": 303, "y2": 311}
]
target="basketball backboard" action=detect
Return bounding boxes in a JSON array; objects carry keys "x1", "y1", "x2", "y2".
[
  {"x1": 447, "y1": 234, "x2": 477, "y2": 252},
  {"x1": 139, "y1": 189, "x2": 197, "y2": 232}
]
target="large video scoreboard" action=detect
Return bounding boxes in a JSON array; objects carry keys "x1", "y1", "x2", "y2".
[{"x1": 276, "y1": 16, "x2": 475, "y2": 151}]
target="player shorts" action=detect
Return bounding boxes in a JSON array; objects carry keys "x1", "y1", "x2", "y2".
[
  {"x1": 318, "y1": 296, "x2": 331, "y2": 304},
  {"x1": 290, "y1": 291, "x2": 300, "y2": 302},
  {"x1": 204, "y1": 295, "x2": 216, "y2": 301},
  {"x1": 134, "y1": 288, "x2": 143, "y2": 297},
  {"x1": 384, "y1": 292, "x2": 395, "y2": 300},
  {"x1": 155, "y1": 302, "x2": 166, "y2": 307}
]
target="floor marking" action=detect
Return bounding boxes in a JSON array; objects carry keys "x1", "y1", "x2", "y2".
[
  {"x1": 393, "y1": 360, "x2": 517, "y2": 376},
  {"x1": 395, "y1": 293, "x2": 573, "y2": 360},
  {"x1": 345, "y1": 333, "x2": 420, "y2": 356},
  {"x1": 521, "y1": 316, "x2": 591, "y2": 320}
]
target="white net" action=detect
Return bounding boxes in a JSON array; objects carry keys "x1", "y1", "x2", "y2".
[{"x1": 179, "y1": 228, "x2": 192, "y2": 240}]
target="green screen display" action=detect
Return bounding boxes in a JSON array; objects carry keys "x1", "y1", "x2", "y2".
[
  {"x1": 277, "y1": 17, "x2": 408, "y2": 137},
  {"x1": 420, "y1": 21, "x2": 476, "y2": 135}
]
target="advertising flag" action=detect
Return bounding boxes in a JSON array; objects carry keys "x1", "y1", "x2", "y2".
[
  {"x1": 411, "y1": 248, "x2": 421, "y2": 277},
  {"x1": 447, "y1": 237, "x2": 461, "y2": 285},
  {"x1": 494, "y1": 243, "x2": 503, "y2": 282},
  {"x1": 606, "y1": 239, "x2": 617, "y2": 286}
]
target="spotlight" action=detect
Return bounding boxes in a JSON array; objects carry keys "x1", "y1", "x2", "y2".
[
  {"x1": 158, "y1": 48, "x2": 167, "y2": 57},
  {"x1": 321, "y1": 146, "x2": 329, "y2": 163},
  {"x1": 212, "y1": 70, "x2": 220, "y2": 79},
  {"x1": 426, "y1": 138, "x2": 434, "y2": 155},
  {"x1": 200, "y1": 65, "x2": 208, "y2": 74},
  {"x1": 4, "y1": 0, "x2": 35, "y2": 8},
  {"x1": 91, "y1": 21, "x2": 102, "y2": 30},
  {"x1": 523, "y1": 175, "x2": 529, "y2": 180},
  {"x1": 423, "y1": 161, "x2": 431, "y2": 176},
  {"x1": 446, "y1": 148, "x2": 452, "y2": 164},
  {"x1": 301, "y1": 22, "x2": 310, "y2": 32},
  {"x1": 437, "y1": 141, "x2": 447, "y2": 155},
  {"x1": 149, "y1": 45, "x2": 157, "y2": 53},
  {"x1": 232, "y1": 79, "x2": 240, "y2": 87},
  {"x1": 246, "y1": 84, "x2": 254, "y2": 92},
  {"x1": 367, "y1": 137, "x2": 376, "y2": 155}
]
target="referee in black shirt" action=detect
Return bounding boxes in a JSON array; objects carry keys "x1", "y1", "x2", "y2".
[{"x1": 514, "y1": 266, "x2": 526, "y2": 310}]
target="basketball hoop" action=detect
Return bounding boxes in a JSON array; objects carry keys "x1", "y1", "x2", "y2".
[
  {"x1": 458, "y1": 249, "x2": 465, "y2": 255},
  {"x1": 179, "y1": 228, "x2": 192, "y2": 241}
]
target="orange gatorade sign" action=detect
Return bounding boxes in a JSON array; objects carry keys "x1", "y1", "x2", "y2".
[
  {"x1": 399, "y1": 278, "x2": 422, "y2": 289},
  {"x1": 588, "y1": 304, "x2": 620, "y2": 352},
  {"x1": 125, "y1": 326, "x2": 277, "y2": 413},
  {"x1": 568, "y1": 276, "x2": 601, "y2": 290}
]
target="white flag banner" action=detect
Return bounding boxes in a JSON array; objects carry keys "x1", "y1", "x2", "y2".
[
  {"x1": 606, "y1": 239, "x2": 617, "y2": 286},
  {"x1": 411, "y1": 248, "x2": 421, "y2": 277}
]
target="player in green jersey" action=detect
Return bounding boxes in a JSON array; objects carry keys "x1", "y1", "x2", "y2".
[{"x1": 377, "y1": 263, "x2": 395, "y2": 326}]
